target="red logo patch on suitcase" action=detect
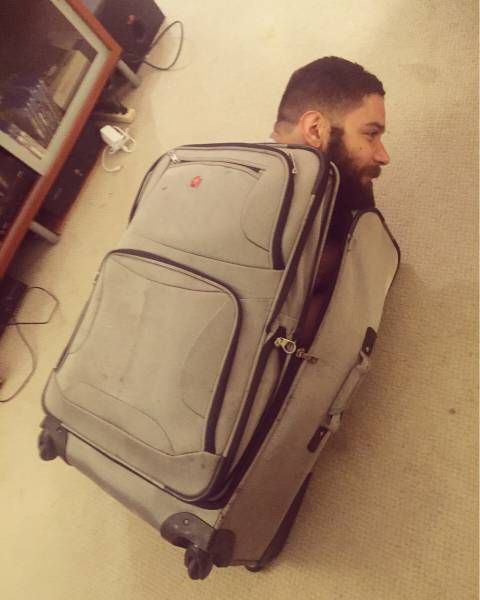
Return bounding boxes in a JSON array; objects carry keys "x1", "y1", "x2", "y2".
[{"x1": 190, "y1": 176, "x2": 202, "y2": 188}]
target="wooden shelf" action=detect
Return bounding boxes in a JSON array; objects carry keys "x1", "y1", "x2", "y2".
[{"x1": 0, "y1": 0, "x2": 121, "y2": 279}]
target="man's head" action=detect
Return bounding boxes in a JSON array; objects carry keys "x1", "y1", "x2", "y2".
[{"x1": 272, "y1": 57, "x2": 390, "y2": 210}]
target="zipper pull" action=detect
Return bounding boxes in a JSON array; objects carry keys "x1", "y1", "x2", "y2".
[
  {"x1": 295, "y1": 348, "x2": 319, "y2": 364},
  {"x1": 288, "y1": 152, "x2": 298, "y2": 174},
  {"x1": 274, "y1": 336, "x2": 297, "y2": 354},
  {"x1": 274, "y1": 337, "x2": 319, "y2": 363},
  {"x1": 168, "y1": 151, "x2": 180, "y2": 164}
]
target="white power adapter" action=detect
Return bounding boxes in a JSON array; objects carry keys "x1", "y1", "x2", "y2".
[
  {"x1": 100, "y1": 125, "x2": 136, "y2": 172},
  {"x1": 100, "y1": 125, "x2": 126, "y2": 152}
]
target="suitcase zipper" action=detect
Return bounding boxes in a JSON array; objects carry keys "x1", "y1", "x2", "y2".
[
  {"x1": 204, "y1": 324, "x2": 286, "y2": 454},
  {"x1": 178, "y1": 143, "x2": 297, "y2": 176},
  {"x1": 167, "y1": 152, "x2": 263, "y2": 178},
  {"x1": 292, "y1": 206, "x2": 384, "y2": 346},
  {"x1": 200, "y1": 325, "x2": 288, "y2": 500},
  {"x1": 265, "y1": 152, "x2": 334, "y2": 331},
  {"x1": 272, "y1": 209, "x2": 402, "y2": 416},
  {"x1": 274, "y1": 336, "x2": 318, "y2": 364}
]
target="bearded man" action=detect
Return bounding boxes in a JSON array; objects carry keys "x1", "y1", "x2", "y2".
[{"x1": 271, "y1": 57, "x2": 390, "y2": 338}]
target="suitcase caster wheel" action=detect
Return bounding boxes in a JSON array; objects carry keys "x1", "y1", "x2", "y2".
[
  {"x1": 38, "y1": 431, "x2": 58, "y2": 461},
  {"x1": 184, "y1": 546, "x2": 213, "y2": 580},
  {"x1": 245, "y1": 563, "x2": 264, "y2": 572}
]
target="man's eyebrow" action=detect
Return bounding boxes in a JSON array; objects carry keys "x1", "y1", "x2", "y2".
[{"x1": 364, "y1": 121, "x2": 386, "y2": 132}]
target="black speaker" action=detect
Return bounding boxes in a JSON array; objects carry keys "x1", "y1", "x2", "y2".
[
  {"x1": 0, "y1": 148, "x2": 37, "y2": 238},
  {"x1": 83, "y1": 0, "x2": 166, "y2": 72},
  {"x1": 41, "y1": 119, "x2": 103, "y2": 217}
]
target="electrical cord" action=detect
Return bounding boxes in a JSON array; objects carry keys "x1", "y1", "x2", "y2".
[
  {"x1": 102, "y1": 146, "x2": 122, "y2": 173},
  {"x1": 122, "y1": 20, "x2": 184, "y2": 71},
  {"x1": 101, "y1": 127, "x2": 137, "y2": 173},
  {"x1": 0, "y1": 286, "x2": 59, "y2": 404},
  {"x1": 143, "y1": 20, "x2": 184, "y2": 71}
]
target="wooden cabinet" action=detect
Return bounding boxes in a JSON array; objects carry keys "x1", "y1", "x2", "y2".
[{"x1": 0, "y1": 0, "x2": 121, "y2": 278}]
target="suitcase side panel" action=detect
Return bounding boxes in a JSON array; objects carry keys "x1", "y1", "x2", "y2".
[{"x1": 216, "y1": 211, "x2": 400, "y2": 562}]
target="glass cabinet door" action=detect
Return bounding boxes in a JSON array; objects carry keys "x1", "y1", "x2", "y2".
[{"x1": 0, "y1": 0, "x2": 113, "y2": 175}]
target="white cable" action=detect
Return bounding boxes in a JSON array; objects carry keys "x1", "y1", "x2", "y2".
[
  {"x1": 113, "y1": 126, "x2": 137, "y2": 153},
  {"x1": 102, "y1": 147, "x2": 122, "y2": 173},
  {"x1": 100, "y1": 126, "x2": 136, "y2": 173}
]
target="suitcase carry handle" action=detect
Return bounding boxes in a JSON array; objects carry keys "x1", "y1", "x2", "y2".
[
  {"x1": 329, "y1": 327, "x2": 377, "y2": 417},
  {"x1": 329, "y1": 350, "x2": 371, "y2": 416}
]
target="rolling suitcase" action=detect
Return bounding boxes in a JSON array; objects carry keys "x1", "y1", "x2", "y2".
[{"x1": 39, "y1": 143, "x2": 400, "y2": 579}]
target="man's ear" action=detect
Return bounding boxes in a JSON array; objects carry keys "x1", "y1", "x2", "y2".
[{"x1": 299, "y1": 111, "x2": 331, "y2": 151}]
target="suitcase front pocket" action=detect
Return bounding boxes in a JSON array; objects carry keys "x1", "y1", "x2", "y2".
[
  {"x1": 129, "y1": 146, "x2": 294, "y2": 269},
  {"x1": 55, "y1": 250, "x2": 240, "y2": 457}
]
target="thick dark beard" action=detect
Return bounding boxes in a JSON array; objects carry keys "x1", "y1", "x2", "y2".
[{"x1": 327, "y1": 127, "x2": 376, "y2": 212}]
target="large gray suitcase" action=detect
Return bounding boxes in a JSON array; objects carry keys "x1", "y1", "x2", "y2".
[{"x1": 39, "y1": 143, "x2": 400, "y2": 579}]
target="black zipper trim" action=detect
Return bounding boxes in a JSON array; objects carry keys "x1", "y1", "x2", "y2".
[
  {"x1": 292, "y1": 182, "x2": 340, "y2": 343},
  {"x1": 347, "y1": 207, "x2": 401, "y2": 276},
  {"x1": 194, "y1": 339, "x2": 291, "y2": 509},
  {"x1": 182, "y1": 325, "x2": 287, "y2": 503},
  {"x1": 288, "y1": 152, "x2": 339, "y2": 343},
  {"x1": 265, "y1": 146, "x2": 332, "y2": 332},
  {"x1": 365, "y1": 208, "x2": 402, "y2": 276}
]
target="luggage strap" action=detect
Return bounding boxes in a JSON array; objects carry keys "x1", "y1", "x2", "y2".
[
  {"x1": 328, "y1": 327, "x2": 377, "y2": 417},
  {"x1": 307, "y1": 327, "x2": 378, "y2": 454}
]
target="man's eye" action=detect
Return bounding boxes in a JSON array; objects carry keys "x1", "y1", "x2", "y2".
[{"x1": 366, "y1": 131, "x2": 378, "y2": 139}]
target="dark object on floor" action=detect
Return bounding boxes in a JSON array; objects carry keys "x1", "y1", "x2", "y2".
[
  {"x1": 0, "y1": 275, "x2": 27, "y2": 338},
  {"x1": 0, "y1": 148, "x2": 38, "y2": 239},
  {"x1": 41, "y1": 119, "x2": 103, "y2": 218},
  {"x1": 82, "y1": 0, "x2": 166, "y2": 72}
]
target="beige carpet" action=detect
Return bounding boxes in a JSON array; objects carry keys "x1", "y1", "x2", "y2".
[{"x1": 0, "y1": 1, "x2": 478, "y2": 598}]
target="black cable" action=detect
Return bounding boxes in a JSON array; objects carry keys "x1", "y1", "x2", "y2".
[
  {"x1": 0, "y1": 286, "x2": 59, "y2": 404},
  {"x1": 122, "y1": 20, "x2": 185, "y2": 72},
  {"x1": 0, "y1": 324, "x2": 37, "y2": 403},
  {"x1": 144, "y1": 20, "x2": 184, "y2": 71},
  {"x1": 9, "y1": 286, "x2": 59, "y2": 325}
]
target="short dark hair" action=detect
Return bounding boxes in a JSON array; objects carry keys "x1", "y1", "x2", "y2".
[{"x1": 275, "y1": 56, "x2": 385, "y2": 126}]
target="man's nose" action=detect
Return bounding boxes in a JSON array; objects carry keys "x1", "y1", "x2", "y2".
[{"x1": 375, "y1": 141, "x2": 390, "y2": 166}]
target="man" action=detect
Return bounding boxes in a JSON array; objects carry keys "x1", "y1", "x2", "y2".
[{"x1": 270, "y1": 57, "x2": 390, "y2": 341}]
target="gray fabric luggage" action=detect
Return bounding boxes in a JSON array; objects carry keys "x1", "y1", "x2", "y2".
[{"x1": 39, "y1": 143, "x2": 400, "y2": 579}]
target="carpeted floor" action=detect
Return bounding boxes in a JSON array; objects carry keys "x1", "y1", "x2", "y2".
[{"x1": 0, "y1": 1, "x2": 478, "y2": 598}]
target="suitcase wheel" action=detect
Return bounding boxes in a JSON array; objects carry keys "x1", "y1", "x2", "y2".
[
  {"x1": 38, "y1": 430, "x2": 58, "y2": 461},
  {"x1": 184, "y1": 545, "x2": 213, "y2": 580},
  {"x1": 245, "y1": 563, "x2": 264, "y2": 572}
]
